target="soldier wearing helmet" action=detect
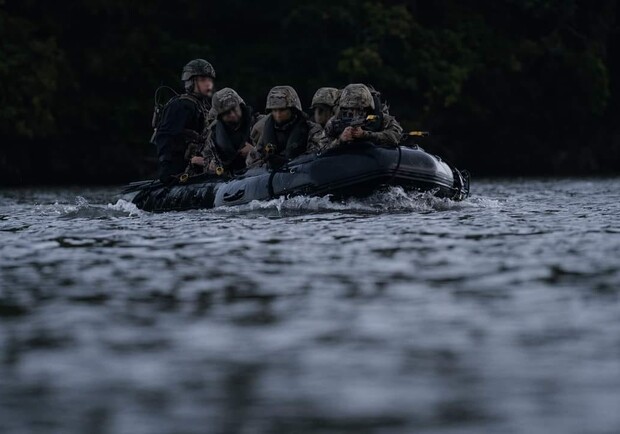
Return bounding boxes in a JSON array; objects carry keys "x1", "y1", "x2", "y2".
[
  {"x1": 248, "y1": 85, "x2": 322, "y2": 168},
  {"x1": 310, "y1": 87, "x2": 340, "y2": 127},
  {"x1": 189, "y1": 88, "x2": 256, "y2": 175},
  {"x1": 152, "y1": 59, "x2": 216, "y2": 183},
  {"x1": 321, "y1": 83, "x2": 402, "y2": 151}
]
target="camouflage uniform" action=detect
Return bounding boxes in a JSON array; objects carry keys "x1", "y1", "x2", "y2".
[
  {"x1": 153, "y1": 59, "x2": 215, "y2": 182},
  {"x1": 248, "y1": 86, "x2": 322, "y2": 167},
  {"x1": 250, "y1": 114, "x2": 268, "y2": 146},
  {"x1": 320, "y1": 83, "x2": 402, "y2": 151},
  {"x1": 200, "y1": 88, "x2": 256, "y2": 175},
  {"x1": 310, "y1": 87, "x2": 340, "y2": 127}
]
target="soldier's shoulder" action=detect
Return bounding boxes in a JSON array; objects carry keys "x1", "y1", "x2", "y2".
[
  {"x1": 208, "y1": 106, "x2": 217, "y2": 120},
  {"x1": 383, "y1": 112, "x2": 400, "y2": 124},
  {"x1": 207, "y1": 118, "x2": 219, "y2": 131},
  {"x1": 170, "y1": 95, "x2": 201, "y2": 112},
  {"x1": 307, "y1": 120, "x2": 323, "y2": 134},
  {"x1": 252, "y1": 114, "x2": 268, "y2": 133},
  {"x1": 254, "y1": 114, "x2": 268, "y2": 125}
]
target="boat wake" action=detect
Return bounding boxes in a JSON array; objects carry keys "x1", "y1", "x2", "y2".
[
  {"x1": 55, "y1": 196, "x2": 143, "y2": 219},
  {"x1": 52, "y1": 188, "x2": 498, "y2": 219},
  {"x1": 212, "y1": 186, "x2": 500, "y2": 216}
]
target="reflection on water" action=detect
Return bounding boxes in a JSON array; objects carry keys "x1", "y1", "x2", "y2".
[{"x1": 1, "y1": 180, "x2": 620, "y2": 433}]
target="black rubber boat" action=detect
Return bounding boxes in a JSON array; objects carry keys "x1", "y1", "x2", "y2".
[{"x1": 121, "y1": 143, "x2": 470, "y2": 212}]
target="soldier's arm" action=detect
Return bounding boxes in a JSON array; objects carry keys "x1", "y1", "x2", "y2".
[
  {"x1": 200, "y1": 129, "x2": 214, "y2": 159},
  {"x1": 245, "y1": 148, "x2": 262, "y2": 167},
  {"x1": 246, "y1": 130, "x2": 266, "y2": 167},
  {"x1": 318, "y1": 119, "x2": 341, "y2": 151},
  {"x1": 207, "y1": 106, "x2": 217, "y2": 126},
  {"x1": 196, "y1": 131, "x2": 220, "y2": 172},
  {"x1": 305, "y1": 122, "x2": 324, "y2": 153},
  {"x1": 364, "y1": 115, "x2": 403, "y2": 147},
  {"x1": 250, "y1": 115, "x2": 266, "y2": 146}
]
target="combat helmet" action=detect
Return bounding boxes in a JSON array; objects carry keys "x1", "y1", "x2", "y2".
[
  {"x1": 265, "y1": 86, "x2": 302, "y2": 111},
  {"x1": 212, "y1": 88, "x2": 244, "y2": 116},
  {"x1": 182, "y1": 59, "x2": 216, "y2": 93},
  {"x1": 339, "y1": 83, "x2": 375, "y2": 110},
  {"x1": 310, "y1": 87, "x2": 340, "y2": 109},
  {"x1": 181, "y1": 59, "x2": 216, "y2": 81}
]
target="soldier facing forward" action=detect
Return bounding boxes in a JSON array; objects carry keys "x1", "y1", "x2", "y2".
[
  {"x1": 193, "y1": 88, "x2": 255, "y2": 175},
  {"x1": 249, "y1": 86, "x2": 322, "y2": 169},
  {"x1": 321, "y1": 83, "x2": 402, "y2": 151},
  {"x1": 310, "y1": 87, "x2": 340, "y2": 128}
]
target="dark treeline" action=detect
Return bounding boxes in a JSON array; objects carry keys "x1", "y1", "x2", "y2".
[{"x1": 1, "y1": 0, "x2": 620, "y2": 185}]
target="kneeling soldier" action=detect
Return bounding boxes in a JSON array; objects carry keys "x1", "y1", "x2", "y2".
[
  {"x1": 191, "y1": 88, "x2": 255, "y2": 175},
  {"x1": 321, "y1": 83, "x2": 402, "y2": 151},
  {"x1": 249, "y1": 85, "x2": 322, "y2": 168}
]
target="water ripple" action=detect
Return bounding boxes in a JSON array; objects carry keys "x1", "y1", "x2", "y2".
[{"x1": 1, "y1": 180, "x2": 620, "y2": 433}]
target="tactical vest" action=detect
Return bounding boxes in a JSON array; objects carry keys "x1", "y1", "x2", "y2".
[
  {"x1": 262, "y1": 113, "x2": 309, "y2": 160},
  {"x1": 211, "y1": 104, "x2": 253, "y2": 165},
  {"x1": 150, "y1": 90, "x2": 210, "y2": 143}
]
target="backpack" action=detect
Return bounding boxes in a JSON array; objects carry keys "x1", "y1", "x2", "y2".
[{"x1": 149, "y1": 86, "x2": 206, "y2": 143}]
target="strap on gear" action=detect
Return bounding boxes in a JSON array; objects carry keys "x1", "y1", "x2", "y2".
[{"x1": 151, "y1": 86, "x2": 179, "y2": 129}]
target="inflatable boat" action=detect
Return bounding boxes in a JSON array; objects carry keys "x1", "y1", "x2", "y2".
[{"x1": 121, "y1": 143, "x2": 470, "y2": 212}]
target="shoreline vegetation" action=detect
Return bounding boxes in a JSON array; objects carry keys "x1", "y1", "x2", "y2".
[{"x1": 1, "y1": 1, "x2": 619, "y2": 185}]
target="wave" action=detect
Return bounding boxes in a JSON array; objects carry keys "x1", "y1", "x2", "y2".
[
  {"x1": 55, "y1": 197, "x2": 143, "y2": 219},
  {"x1": 212, "y1": 187, "x2": 501, "y2": 216},
  {"x1": 51, "y1": 188, "x2": 500, "y2": 219}
]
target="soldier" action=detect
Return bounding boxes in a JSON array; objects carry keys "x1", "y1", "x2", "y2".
[
  {"x1": 152, "y1": 59, "x2": 215, "y2": 183},
  {"x1": 310, "y1": 87, "x2": 340, "y2": 128},
  {"x1": 321, "y1": 83, "x2": 402, "y2": 151},
  {"x1": 248, "y1": 85, "x2": 322, "y2": 168},
  {"x1": 191, "y1": 88, "x2": 255, "y2": 175}
]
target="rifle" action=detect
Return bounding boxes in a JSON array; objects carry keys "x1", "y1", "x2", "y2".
[
  {"x1": 330, "y1": 114, "x2": 379, "y2": 136},
  {"x1": 261, "y1": 143, "x2": 288, "y2": 169},
  {"x1": 398, "y1": 130, "x2": 430, "y2": 148},
  {"x1": 406, "y1": 131, "x2": 430, "y2": 137}
]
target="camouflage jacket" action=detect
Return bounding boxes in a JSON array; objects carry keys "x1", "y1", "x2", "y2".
[
  {"x1": 247, "y1": 113, "x2": 322, "y2": 166},
  {"x1": 250, "y1": 114, "x2": 268, "y2": 146},
  {"x1": 199, "y1": 104, "x2": 257, "y2": 174},
  {"x1": 319, "y1": 113, "x2": 403, "y2": 151}
]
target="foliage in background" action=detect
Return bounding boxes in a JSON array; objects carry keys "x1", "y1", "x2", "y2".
[{"x1": 1, "y1": 0, "x2": 619, "y2": 184}]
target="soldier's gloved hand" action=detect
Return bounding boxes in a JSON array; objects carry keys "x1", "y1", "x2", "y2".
[
  {"x1": 238, "y1": 142, "x2": 254, "y2": 158},
  {"x1": 340, "y1": 126, "x2": 354, "y2": 143},
  {"x1": 351, "y1": 127, "x2": 366, "y2": 139},
  {"x1": 207, "y1": 160, "x2": 219, "y2": 173},
  {"x1": 246, "y1": 149, "x2": 262, "y2": 167},
  {"x1": 191, "y1": 156, "x2": 205, "y2": 166}
]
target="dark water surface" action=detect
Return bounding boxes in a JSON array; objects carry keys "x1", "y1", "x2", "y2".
[{"x1": 1, "y1": 180, "x2": 620, "y2": 434}]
